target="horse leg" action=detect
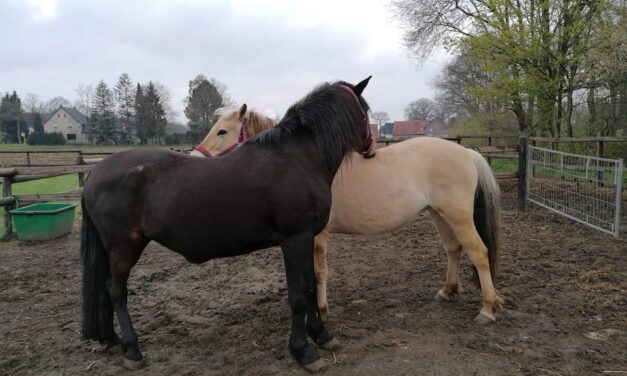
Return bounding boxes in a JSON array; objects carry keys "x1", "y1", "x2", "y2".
[
  {"x1": 437, "y1": 210, "x2": 503, "y2": 323},
  {"x1": 107, "y1": 246, "x2": 145, "y2": 369},
  {"x1": 281, "y1": 234, "x2": 327, "y2": 373},
  {"x1": 313, "y1": 228, "x2": 330, "y2": 320},
  {"x1": 430, "y1": 210, "x2": 463, "y2": 301},
  {"x1": 308, "y1": 237, "x2": 339, "y2": 351}
]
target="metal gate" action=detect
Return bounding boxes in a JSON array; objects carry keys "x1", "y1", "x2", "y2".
[{"x1": 526, "y1": 146, "x2": 624, "y2": 238}]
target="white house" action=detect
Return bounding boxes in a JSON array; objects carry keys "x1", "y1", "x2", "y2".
[{"x1": 43, "y1": 106, "x2": 89, "y2": 144}]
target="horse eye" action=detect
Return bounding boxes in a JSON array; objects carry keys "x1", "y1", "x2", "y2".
[{"x1": 217, "y1": 129, "x2": 227, "y2": 136}]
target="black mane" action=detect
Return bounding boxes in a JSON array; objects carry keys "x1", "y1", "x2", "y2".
[{"x1": 247, "y1": 81, "x2": 370, "y2": 175}]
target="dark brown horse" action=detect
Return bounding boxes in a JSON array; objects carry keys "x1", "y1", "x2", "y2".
[{"x1": 80, "y1": 77, "x2": 375, "y2": 372}]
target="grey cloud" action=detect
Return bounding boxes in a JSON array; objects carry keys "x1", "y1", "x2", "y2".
[{"x1": 0, "y1": 1, "x2": 446, "y2": 121}]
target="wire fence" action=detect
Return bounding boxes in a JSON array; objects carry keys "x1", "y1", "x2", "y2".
[{"x1": 527, "y1": 146, "x2": 624, "y2": 237}]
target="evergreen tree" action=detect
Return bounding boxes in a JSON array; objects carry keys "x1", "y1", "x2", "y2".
[
  {"x1": 114, "y1": 73, "x2": 135, "y2": 144},
  {"x1": 134, "y1": 84, "x2": 148, "y2": 144},
  {"x1": 90, "y1": 80, "x2": 116, "y2": 144},
  {"x1": 0, "y1": 91, "x2": 24, "y2": 143},
  {"x1": 144, "y1": 82, "x2": 166, "y2": 144},
  {"x1": 33, "y1": 113, "x2": 43, "y2": 133},
  {"x1": 184, "y1": 74, "x2": 225, "y2": 138}
]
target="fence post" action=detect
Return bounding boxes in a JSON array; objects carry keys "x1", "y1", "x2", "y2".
[
  {"x1": 26, "y1": 151, "x2": 31, "y2": 166},
  {"x1": 487, "y1": 136, "x2": 493, "y2": 166},
  {"x1": 2, "y1": 174, "x2": 14, "y2": 240},
  {"x1": 597, "y1": 140, "x2": 604, "y2": 185},
  {"x1": 76, "y1": 151, "x2": 85, "y2": 188},
  {"x1": 517, "y1": 136, "x2": 528, "y2": 210}
]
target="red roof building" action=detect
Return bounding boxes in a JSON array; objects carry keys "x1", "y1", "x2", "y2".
[
  {"x1": 369, "y1": 124, "x2": 379, "y2": 139},
  {"x1": 392, "y1": 120, "x2": 429, "y2": 136}
]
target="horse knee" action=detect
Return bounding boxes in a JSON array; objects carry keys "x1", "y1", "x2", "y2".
[{"x1": 108, "y1": 284, "x2": 128, "y2": 303}]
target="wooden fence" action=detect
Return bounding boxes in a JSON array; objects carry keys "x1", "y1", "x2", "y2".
[{"x1": 1, "y1": 136, "x2": 624, "y2": 240}]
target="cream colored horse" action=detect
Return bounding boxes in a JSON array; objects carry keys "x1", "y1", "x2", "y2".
[{"x1": 196, "y1": 105, "x2": 504, "y2": 324}]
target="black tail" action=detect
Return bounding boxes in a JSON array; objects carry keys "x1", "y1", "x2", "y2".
[
  {"x1": 81, "y1": 198, "x2": 114, "y2": 342},
  {"x1": 470, "y1": 151, "x2": 501, "y2": 287}
]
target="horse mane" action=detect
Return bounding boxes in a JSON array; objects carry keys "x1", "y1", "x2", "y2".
[
  {"x1": 247, "y1": 110, "x2": 276, "y2": 135},
  {"x1": 247, "y1": 81, "x2": 370, "y2": 175},
  {"x1": 214, "y1": 107, "x2": 275, "y2": 135}
]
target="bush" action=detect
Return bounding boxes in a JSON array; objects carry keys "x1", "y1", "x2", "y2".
[
  {"x1": 27, "y1": 132, "x2": 66, "y2": 145},
  {"x1": 165, "y1": 133, "x2": 191, "y2": 145}
]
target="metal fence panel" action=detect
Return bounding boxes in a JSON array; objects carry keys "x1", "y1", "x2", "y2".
[{"x1": 527, "y1": 146, "x2": 624, "y2": 238}]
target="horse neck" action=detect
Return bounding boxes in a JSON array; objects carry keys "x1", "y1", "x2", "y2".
[{"x1": 281, "y1": 127, "x2": 347, "y2": 184}]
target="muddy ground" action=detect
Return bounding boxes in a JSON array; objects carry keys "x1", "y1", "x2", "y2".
[{"x1": 1, "y1": 181, "x2": 625, "y2": 376}]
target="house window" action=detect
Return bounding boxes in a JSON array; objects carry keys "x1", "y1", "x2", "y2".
[{"x1": 67, "y1": 134, "x2": 77, "y2": 141}]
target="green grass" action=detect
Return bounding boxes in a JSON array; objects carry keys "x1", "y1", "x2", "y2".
[
  {"x1": 489, "y1": 158, "x2": 518, "y2": 172},
  {"x1": 12, "y1": 174, "x2": 78, "y2": 196}
]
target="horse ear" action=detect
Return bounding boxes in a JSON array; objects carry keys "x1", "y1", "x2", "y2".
[
  {"x1": 239, "y1": 104, "x2": 247, "y2": 120},
  {"x1": 353, "y1": 76, "x2": 372, "y2": 96}
]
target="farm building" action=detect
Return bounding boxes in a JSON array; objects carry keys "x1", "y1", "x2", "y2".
[
  {"x1": 378, "y1": 119, "x2": 449, "y2": 138},
  {"x1": 369, "y1": 123, "x2": 378, "y2": 139},
  {"x1": 43, "y1": 106, "x2": 89, "y2": 144}
]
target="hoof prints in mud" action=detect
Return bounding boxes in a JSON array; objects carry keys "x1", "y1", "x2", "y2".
[{"x1": 0, "y1": 181, "x2": 625, "y2": 375}]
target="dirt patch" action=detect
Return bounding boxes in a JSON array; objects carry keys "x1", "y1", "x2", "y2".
[{"x1": 1, "y1": 181, "x2": 625, "y2": 375}]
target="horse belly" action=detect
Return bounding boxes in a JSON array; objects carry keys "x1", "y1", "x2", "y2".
[{"x1": 329, "y1": 185, "x2": 428, "y2": 235}]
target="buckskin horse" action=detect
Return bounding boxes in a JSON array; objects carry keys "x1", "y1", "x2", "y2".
[
  {"x1": 195, "y1": 107, "x2": 504, "y2": 325},
  {"x1": 81, "y1": 77, "x2": 375, "y2": 372}
]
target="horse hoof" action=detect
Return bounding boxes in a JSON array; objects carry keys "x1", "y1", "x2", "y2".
[
  {"x1": 123, "y1": 357, "x2": 145, "y2": 370},
  {"x1": 319, "y1": 337, "x2": 341, "y2": 351},
  {"x1": 474, "y1": 312, "x2": 496, "y2": 325},
  {"x1": 107, "y1": 344, "x2": 124, "y2": 355},
  {"x1": 319, "y1": 307, "x2": 329, "y2": 321},
  {"x1": 435, "y1": 290, "x2": 450, "y2": 301},
  {"x1": 303, "y1": 358, "x2": 327, "y2": 373}
]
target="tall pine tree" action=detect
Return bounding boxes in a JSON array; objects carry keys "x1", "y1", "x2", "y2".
[
  {"x1": 114, "y1": 73, "x2": 135, "y2": 144},
  {"x1": 0, "y1": 91, "x2": 24, "y2": 143},
  {"x1": 134, "y1": 84, "x2": 148, "y2": 144},
  {"x1": 91, "y1": 80, "x2": 116, "y2": 144},
  {"x1": 144, "y1": 82, "x2": 166, "y2": 144},
  {"x1": 184, "y1": 74, "x2": 225, "y2": 140}
]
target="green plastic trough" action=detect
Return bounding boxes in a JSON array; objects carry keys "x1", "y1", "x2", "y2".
[{"x1": 10, "y1": 202, "x2": 78, "y2": 241}]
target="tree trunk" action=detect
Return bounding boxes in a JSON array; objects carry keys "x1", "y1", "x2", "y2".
[
  {"x1": 565, "y1": 89, "x2": 574, "y2": 137},
  {"x1": 587, "y1": 87, "x2": 597, "y2": 135}
]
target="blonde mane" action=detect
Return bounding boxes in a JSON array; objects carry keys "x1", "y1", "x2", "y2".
[{"x1": 214, "y1": 106, "x2": 276, "y2": 135}]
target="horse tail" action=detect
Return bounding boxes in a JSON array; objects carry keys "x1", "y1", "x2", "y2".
[
  {"x1": 80, "y1": 198, "x2": 115, "y2": 342},
  {"x1": 468, "y1": 150, "x2": 501, "y2": 287}
]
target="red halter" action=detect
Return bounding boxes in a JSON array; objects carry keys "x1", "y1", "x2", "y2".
[{"x1": 193, "y1": 118, "x2": 249, "y2": 158}]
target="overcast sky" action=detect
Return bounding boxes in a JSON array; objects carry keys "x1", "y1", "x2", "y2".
[{"x1": 0, "y1": 0, "x2": 450, "y2": 122}]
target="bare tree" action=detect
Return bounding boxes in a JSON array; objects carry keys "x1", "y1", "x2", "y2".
[
  {"x1": 42, "y1": 96, "x2": 72, "y2": 114},
  {"x1": 153, "y1": 82, "x2": 178, "y2": 122},
  {"x1": 23, "y1": 93, "x2": 43, "y2": 113},
  {"x1": 74, "y1": 83, "x2": 94, "y2": 120},
  {"x1": 404, "y1": 98, "x2": 437, "y2": 120},
  {"x1": 371, "y1": 111, "x2": 390, "y2": 125}
]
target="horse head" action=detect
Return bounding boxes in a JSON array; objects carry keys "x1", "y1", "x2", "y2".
[
  {"x1": 190, "y1": 104, "x2": 276, "y2": 157},
  {"x1": 338, "y1": 76, "x2": 376, "y2": 158}
]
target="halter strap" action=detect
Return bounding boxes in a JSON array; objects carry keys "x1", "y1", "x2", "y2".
[{"x1": 193, "y1": 117, "x2": 249, "y2": 158}]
